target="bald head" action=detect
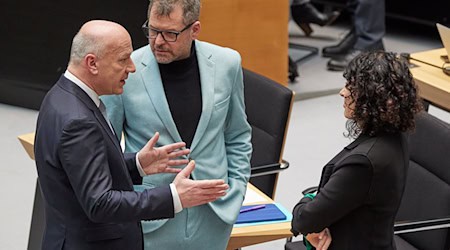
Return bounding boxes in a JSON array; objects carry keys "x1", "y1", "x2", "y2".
[
  {"x1": 67, "y1": 20, "x2": 136, "y2": 96},
  {"x1": 69, "y1": 20, "x2": 130, "y2": 66}
]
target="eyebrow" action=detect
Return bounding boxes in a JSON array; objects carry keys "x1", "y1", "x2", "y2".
[{"x1": 148, "y1": 25, "x2": 180, "y2": 32}]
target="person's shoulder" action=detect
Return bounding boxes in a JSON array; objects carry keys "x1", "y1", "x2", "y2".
[
  {"x1": 196, "y1": 40, "x2": 240, "y2": 60},
  {"x1": 370, "y1": 133, "x2": 405, "y2": 156},
  {"x1": 337, "y1": 136, "x2": 380, "y2": 165},
  {"x1": 131, "y1": 45, "x2": 151, "y2": 64},
  {"x1": 39, "y1": 93, "x2": 93, "y2": 132},
  {"x1": 349, "y1": 133, "x2": 404, "y2": 163},
  {"x1": 41, "y1": 80, "x2": 82, "y2": 112}
]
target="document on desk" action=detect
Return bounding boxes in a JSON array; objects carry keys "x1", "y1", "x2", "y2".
[
  {"x1": 236, "y1": 203, "x2": 286, "y2": 224},
  {"x1": 234, "y1": 203, "x2": 292, "y2": 227},
  {"x1": 243, "y1": 186, "x2": 267, "y2": 205}
]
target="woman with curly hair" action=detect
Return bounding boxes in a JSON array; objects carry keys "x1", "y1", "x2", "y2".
[{"x1": 290, "y1": 51, "x2": 423, "y2": 250}]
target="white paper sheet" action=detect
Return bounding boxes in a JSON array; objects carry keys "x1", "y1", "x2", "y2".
[{"x1": 243, "y1": 187, "x2": 267, "y2": 205}]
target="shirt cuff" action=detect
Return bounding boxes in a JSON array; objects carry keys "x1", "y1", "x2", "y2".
[
  {"x1": 135, "y1": 152, "x2": 147, "y2": 177},
  {"x1": 170, "y1": 183, "x2": 183, "y2": 214}
]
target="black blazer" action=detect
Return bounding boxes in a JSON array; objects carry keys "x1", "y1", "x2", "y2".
[
  {"x1": 34, "y1": 76, "x2": 174, "y2": 250},
  {"x1": 292, "y1": 133, "x2": 409, "y2": 250}
]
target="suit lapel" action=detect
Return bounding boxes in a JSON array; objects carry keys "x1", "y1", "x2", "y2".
[
  {"x1": 190, "y1": 42, "x2": 215, "y2": 152},
  {"x1": 138, "y1": 43, "x2": 216, "y2": 151},
  {"x1": 58, "y1": 77, "x2": 123, "y2": 153},
  {"x1": 94, "y1": 110, "x2": 122, "y2": 151},
  {"x1": 140, "y1": 49, "x2": 182, "y2": 143}
]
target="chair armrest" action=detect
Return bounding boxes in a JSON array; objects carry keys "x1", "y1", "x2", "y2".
[
  {"x1": 250, "y1": 159, "x2": 289, "y2": 177},
  {"x1": 394, "y1": 217, "x2": 450, "y2": 235}
]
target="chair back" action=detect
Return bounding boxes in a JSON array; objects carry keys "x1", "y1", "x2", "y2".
[
  {"x1": 395, "y1": 112, "x2": 450, "y2": 250},
  {"x1": 243, "y1": 69, "x2": 294, "y2": 198}
]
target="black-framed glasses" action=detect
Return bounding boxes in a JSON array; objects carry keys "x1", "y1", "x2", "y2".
[{"x1": 141, "y1": 20, "x2": 195, "y2": 42}]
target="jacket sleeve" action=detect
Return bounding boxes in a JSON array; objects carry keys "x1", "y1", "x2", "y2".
[
  {"x1": 58, "y1": 118, "x2": 174, "y2": 223},
  {"x1": 216, "y1": 58, "x2": 253, "y2": 223},
  {"x1": 123, "y1": 152, "x2": 142, "y2": 185},
  {"x1": 291, "y1": 154, "x2": 372, "y2": 234}
]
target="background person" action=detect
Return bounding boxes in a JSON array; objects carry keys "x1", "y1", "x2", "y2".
[
  {"x1": 325, "y1": 0, "x2": 385, "y2": 71},
  {"x1": 291, "y1": 0, "x2": 340, "y2": 36}
]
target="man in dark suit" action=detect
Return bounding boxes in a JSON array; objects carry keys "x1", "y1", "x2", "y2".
[{"x1": 34, "y1": 20, "x2": 228, "y2": 250}]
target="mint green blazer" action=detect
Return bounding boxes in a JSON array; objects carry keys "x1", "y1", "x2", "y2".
[{"x1": 102, "y1": 40, "x2": 252, "y2": 234}]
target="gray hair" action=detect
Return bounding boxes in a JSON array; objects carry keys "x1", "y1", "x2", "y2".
[
  {"x1": 148, "y1": 0, "x2": 200, "y2": 25},
  {"x1": 69, "y1": 31, "x2": 104, "y2": 65}
]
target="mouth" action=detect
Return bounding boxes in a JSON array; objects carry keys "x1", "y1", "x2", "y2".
[{"x1": 155, "y1": 47, "x2": 170, "y2": 53}]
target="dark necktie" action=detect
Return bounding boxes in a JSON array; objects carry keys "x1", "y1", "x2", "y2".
[{"x1": 99, "y1": 100, "x2": 115, "y2": 134}]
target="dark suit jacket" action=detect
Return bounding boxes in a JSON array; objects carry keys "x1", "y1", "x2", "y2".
[
  {"x1": 34, "y1": 75, "x2": 174, "y2": 250},
  {"x1": 292, "y1": 133, "x2": 408, "y2": 250}
]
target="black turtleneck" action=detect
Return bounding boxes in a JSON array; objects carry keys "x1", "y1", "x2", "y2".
[{"x1": 158, "y1": 42, "x2": 201, "y2": 148}]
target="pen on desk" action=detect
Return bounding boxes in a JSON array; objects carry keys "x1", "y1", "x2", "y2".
[{"x1": 239, "y1": 204, "x2": 266, "y2": 213}]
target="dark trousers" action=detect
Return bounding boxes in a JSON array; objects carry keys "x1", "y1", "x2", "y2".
[{"x1": 348, "y1": 0, "x2": 385, "y2": 49}]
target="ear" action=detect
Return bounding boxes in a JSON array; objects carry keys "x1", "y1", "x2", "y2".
[
  {"x1": 191, "y1": 21, "x2": 201, "y2": 40},
  {"x1": 85, "y1": 54, "x2": 99, "y2": 74}
]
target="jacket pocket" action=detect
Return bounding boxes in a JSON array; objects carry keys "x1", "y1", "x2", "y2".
[
  {"x1": 214, "y1": 95, "x2": 230, "y2": 110},
  {"x1": 83, "y1": 223, "x2": 124, "y2": 242}
]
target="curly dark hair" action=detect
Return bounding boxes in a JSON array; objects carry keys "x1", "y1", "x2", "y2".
[{"x1": 343, "y1": 51, "x2": 423, "y2": 138}]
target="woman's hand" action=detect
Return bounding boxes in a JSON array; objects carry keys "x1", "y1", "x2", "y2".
[{"x1": 306, "y1": 228, "x2": 332, "y2": 250}]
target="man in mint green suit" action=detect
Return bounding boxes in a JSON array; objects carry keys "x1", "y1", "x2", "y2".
[{"x1": 102, "y1": 0, "x2": 252, "y2": 249}]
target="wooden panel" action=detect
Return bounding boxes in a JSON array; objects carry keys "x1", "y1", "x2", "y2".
[{"x1": 198, "y1": 0, "x2": 288, "y2": 85}]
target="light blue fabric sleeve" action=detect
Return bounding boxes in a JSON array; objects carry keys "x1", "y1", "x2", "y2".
[{"x1": 209, "y1": 53, "x2": 253, "y2": 224}]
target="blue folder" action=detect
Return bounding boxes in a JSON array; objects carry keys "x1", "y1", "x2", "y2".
[{"x1": 236, "y1": 203, "x2": 287, "y2": 224}]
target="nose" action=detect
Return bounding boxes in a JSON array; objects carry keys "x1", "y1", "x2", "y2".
[
  {"x1": 128, "y1": 59, "x2": 136, "y2": 73},
  {"x1": 154, "y1": 32, "x2": 166, "y2": 45},
  {"x1": 339, "y1": 87, "x2": 346, "y2": 97}
]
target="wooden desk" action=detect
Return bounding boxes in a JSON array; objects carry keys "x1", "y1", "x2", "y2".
[
  {"x1": 410, "y1": 48, "x2": 447, "y2": 68},
  {"x1": 227, "y1": 183, "x2": 292, "y2": 249},
  {"x1": 18, "y1": 132, "x2": 35, "y2": 160},
  {"x1": 18, "y1": 133, "x2": 292, "y2": 250},
  {"x1": 410, "y1": 48, "x2": 450, "y2": 111},
  {"x1": 18, "y1": 133, "x2": 44, "y2": 250}
]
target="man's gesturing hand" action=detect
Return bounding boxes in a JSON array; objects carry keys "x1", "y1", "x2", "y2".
[
  {"x1": 138, "y1": 132, "x2": 190, "y2": 175},
  {"x1": 173, "y1": 160, "x2": 229, "y2": 208}
]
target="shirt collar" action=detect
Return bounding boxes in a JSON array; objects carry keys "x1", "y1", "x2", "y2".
[{"x1": 64, "y1": 70, "x2": 100, "y2": 108}]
